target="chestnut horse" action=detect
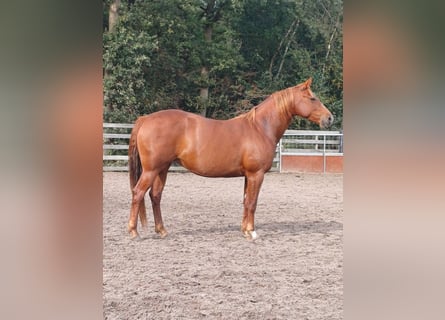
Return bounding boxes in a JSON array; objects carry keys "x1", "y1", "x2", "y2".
[{"x1": 127, "y1": 78, "x2": 333, "y2": 240}]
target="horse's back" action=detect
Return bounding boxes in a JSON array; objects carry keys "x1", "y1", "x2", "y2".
[
  {"x1": 137, "y1": 109, "x2": 190, "y2": 133},
  {"x1": 137, "y1": 109, "x2": 188, "y2": 124}
]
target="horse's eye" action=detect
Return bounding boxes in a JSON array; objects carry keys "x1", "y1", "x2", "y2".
[{"x1": 310, "y1": 97, "x2": 317, "y2": 101}]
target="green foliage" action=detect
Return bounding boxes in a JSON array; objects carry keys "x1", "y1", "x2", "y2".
[
  {"x1": 103, "y1": 16, "x2": 156, "y2": 122},
  {"x1": 103, "y1": 0, "x2": 343, "y2": 128}
]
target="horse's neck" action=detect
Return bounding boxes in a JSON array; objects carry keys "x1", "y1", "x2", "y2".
[{"x1": 254, "y1": 97, "x2": 293, "y2": 144}]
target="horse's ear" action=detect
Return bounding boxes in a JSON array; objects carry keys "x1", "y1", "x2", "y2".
[{"x1": 301, "y1": 77, "x2": 312, "y2": 90}]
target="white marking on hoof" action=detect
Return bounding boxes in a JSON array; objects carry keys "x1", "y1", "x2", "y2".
[{"x1": 250, "y1": 230, "x2": 258, "y2": 240}]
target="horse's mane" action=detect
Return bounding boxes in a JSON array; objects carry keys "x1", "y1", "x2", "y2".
[
  {"x1": 233, "y1": 103, "x2": 258, "y2": 123},
  {"x1": 271, "y1": 87, "x2": 294, "y2": 120},
  {"x1": 241, "y1": 106, "x2": 257, "y2": 123},
  {"x1": 233, "y1": 85, "x2": 298, "y2": 124}
]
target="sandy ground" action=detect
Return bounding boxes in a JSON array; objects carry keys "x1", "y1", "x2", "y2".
[{"x1": 103, "y1": 172, "x2": 343, "y2": 319}]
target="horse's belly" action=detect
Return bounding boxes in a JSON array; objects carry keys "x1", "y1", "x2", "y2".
[
  {"x1": 178, "y1": 152, "x2": 243, "y2": 177},
  {"x1": 178, "y1": 148, "x2": 243, "y2": 177}
]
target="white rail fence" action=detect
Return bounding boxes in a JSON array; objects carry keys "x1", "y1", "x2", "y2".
[{"x1": 103, "y1": 123, "x2": 343, "y2": 172}]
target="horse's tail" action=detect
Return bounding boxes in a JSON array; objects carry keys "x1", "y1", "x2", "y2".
[{"x1": 128, "y1": 118, "x2": 147, "y2": 227}]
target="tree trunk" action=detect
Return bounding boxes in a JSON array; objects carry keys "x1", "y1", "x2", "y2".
[
  {"x1": 324, "y1": 13, "x2": 341, "y2": 66},
  {"x1": 199, "y1": 25, "x2": 212, "y2": 117},
  {"x1": 269, "y1": 18, "x2": 299, "y2": 78},
  {"x1": 276, "y1": 22, "x2": 298, "y2": 80},
  {"x1": 109, "y1": 0, "x2": 121, "y2": 33}
]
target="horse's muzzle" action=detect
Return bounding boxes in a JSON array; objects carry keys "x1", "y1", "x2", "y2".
[{"x1": 321, "y1": 114, "x2": 334, "y2": 129}]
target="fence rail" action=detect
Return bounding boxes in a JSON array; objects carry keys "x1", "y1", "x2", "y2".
[{"x1": 103, "y1": 123, "x2": 343, "y2": 172}]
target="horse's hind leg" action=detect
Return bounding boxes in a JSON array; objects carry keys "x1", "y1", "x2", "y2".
[
  {"x1": 128, "y1": 171, "x2": 156, "y2": 239},
  {"x1": 149, "y1": 168, "x2": 169, "y2": 238},
  {"x1": 138, "y1": 199, "x2": 147, "y2": 229}
]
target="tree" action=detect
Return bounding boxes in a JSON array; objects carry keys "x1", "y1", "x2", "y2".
[
  {"x1": 198, "y1": 0, "x2": 231, "y2": 116},
  {"x1": 102, "y1": 0, "x2": 343, "y2": 128},
  {"x1": 234, "y1": 0, "x2": 343, "y2": 129},
  {"x1": 103, "y1": 1, "x2": 159, "y2": 122},
  {"x1": 103, "y1": 0, "x2": 245, "y2": 121}
]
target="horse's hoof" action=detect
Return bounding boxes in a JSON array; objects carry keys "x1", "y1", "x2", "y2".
[
  {"x1": 243, "y1": 230, "x2": 259, "y2": 241},
  {"x1": 156, "y1": 228, "x2": 168, "y2": 239},
  {"x1": 159, "y1": 230, "x2": 168, "y2": 239},
  {"x1": 130, "y1": 232, "x2": 141, "y2": 241}
]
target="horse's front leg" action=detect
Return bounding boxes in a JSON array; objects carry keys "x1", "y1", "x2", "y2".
[{"x1": 241, "y1": 171, "x2": 264, "y2": 240}]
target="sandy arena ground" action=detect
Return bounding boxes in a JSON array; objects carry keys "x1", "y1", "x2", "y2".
[{"x1": 103, "y1": 172, "x2": 343, "y2": 319}]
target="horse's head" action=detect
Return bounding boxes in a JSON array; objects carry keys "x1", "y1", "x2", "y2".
[{"x1": 293, "y1": 78, "x2": 334, "y2": 129}]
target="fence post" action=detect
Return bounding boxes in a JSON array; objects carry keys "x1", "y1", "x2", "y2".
[
  {"x1": 339, "y1": 130, "x2": 344, "y2": 153},
  {"x1": 323, "y1": 134, "x2": 326, "y2": 173}
]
